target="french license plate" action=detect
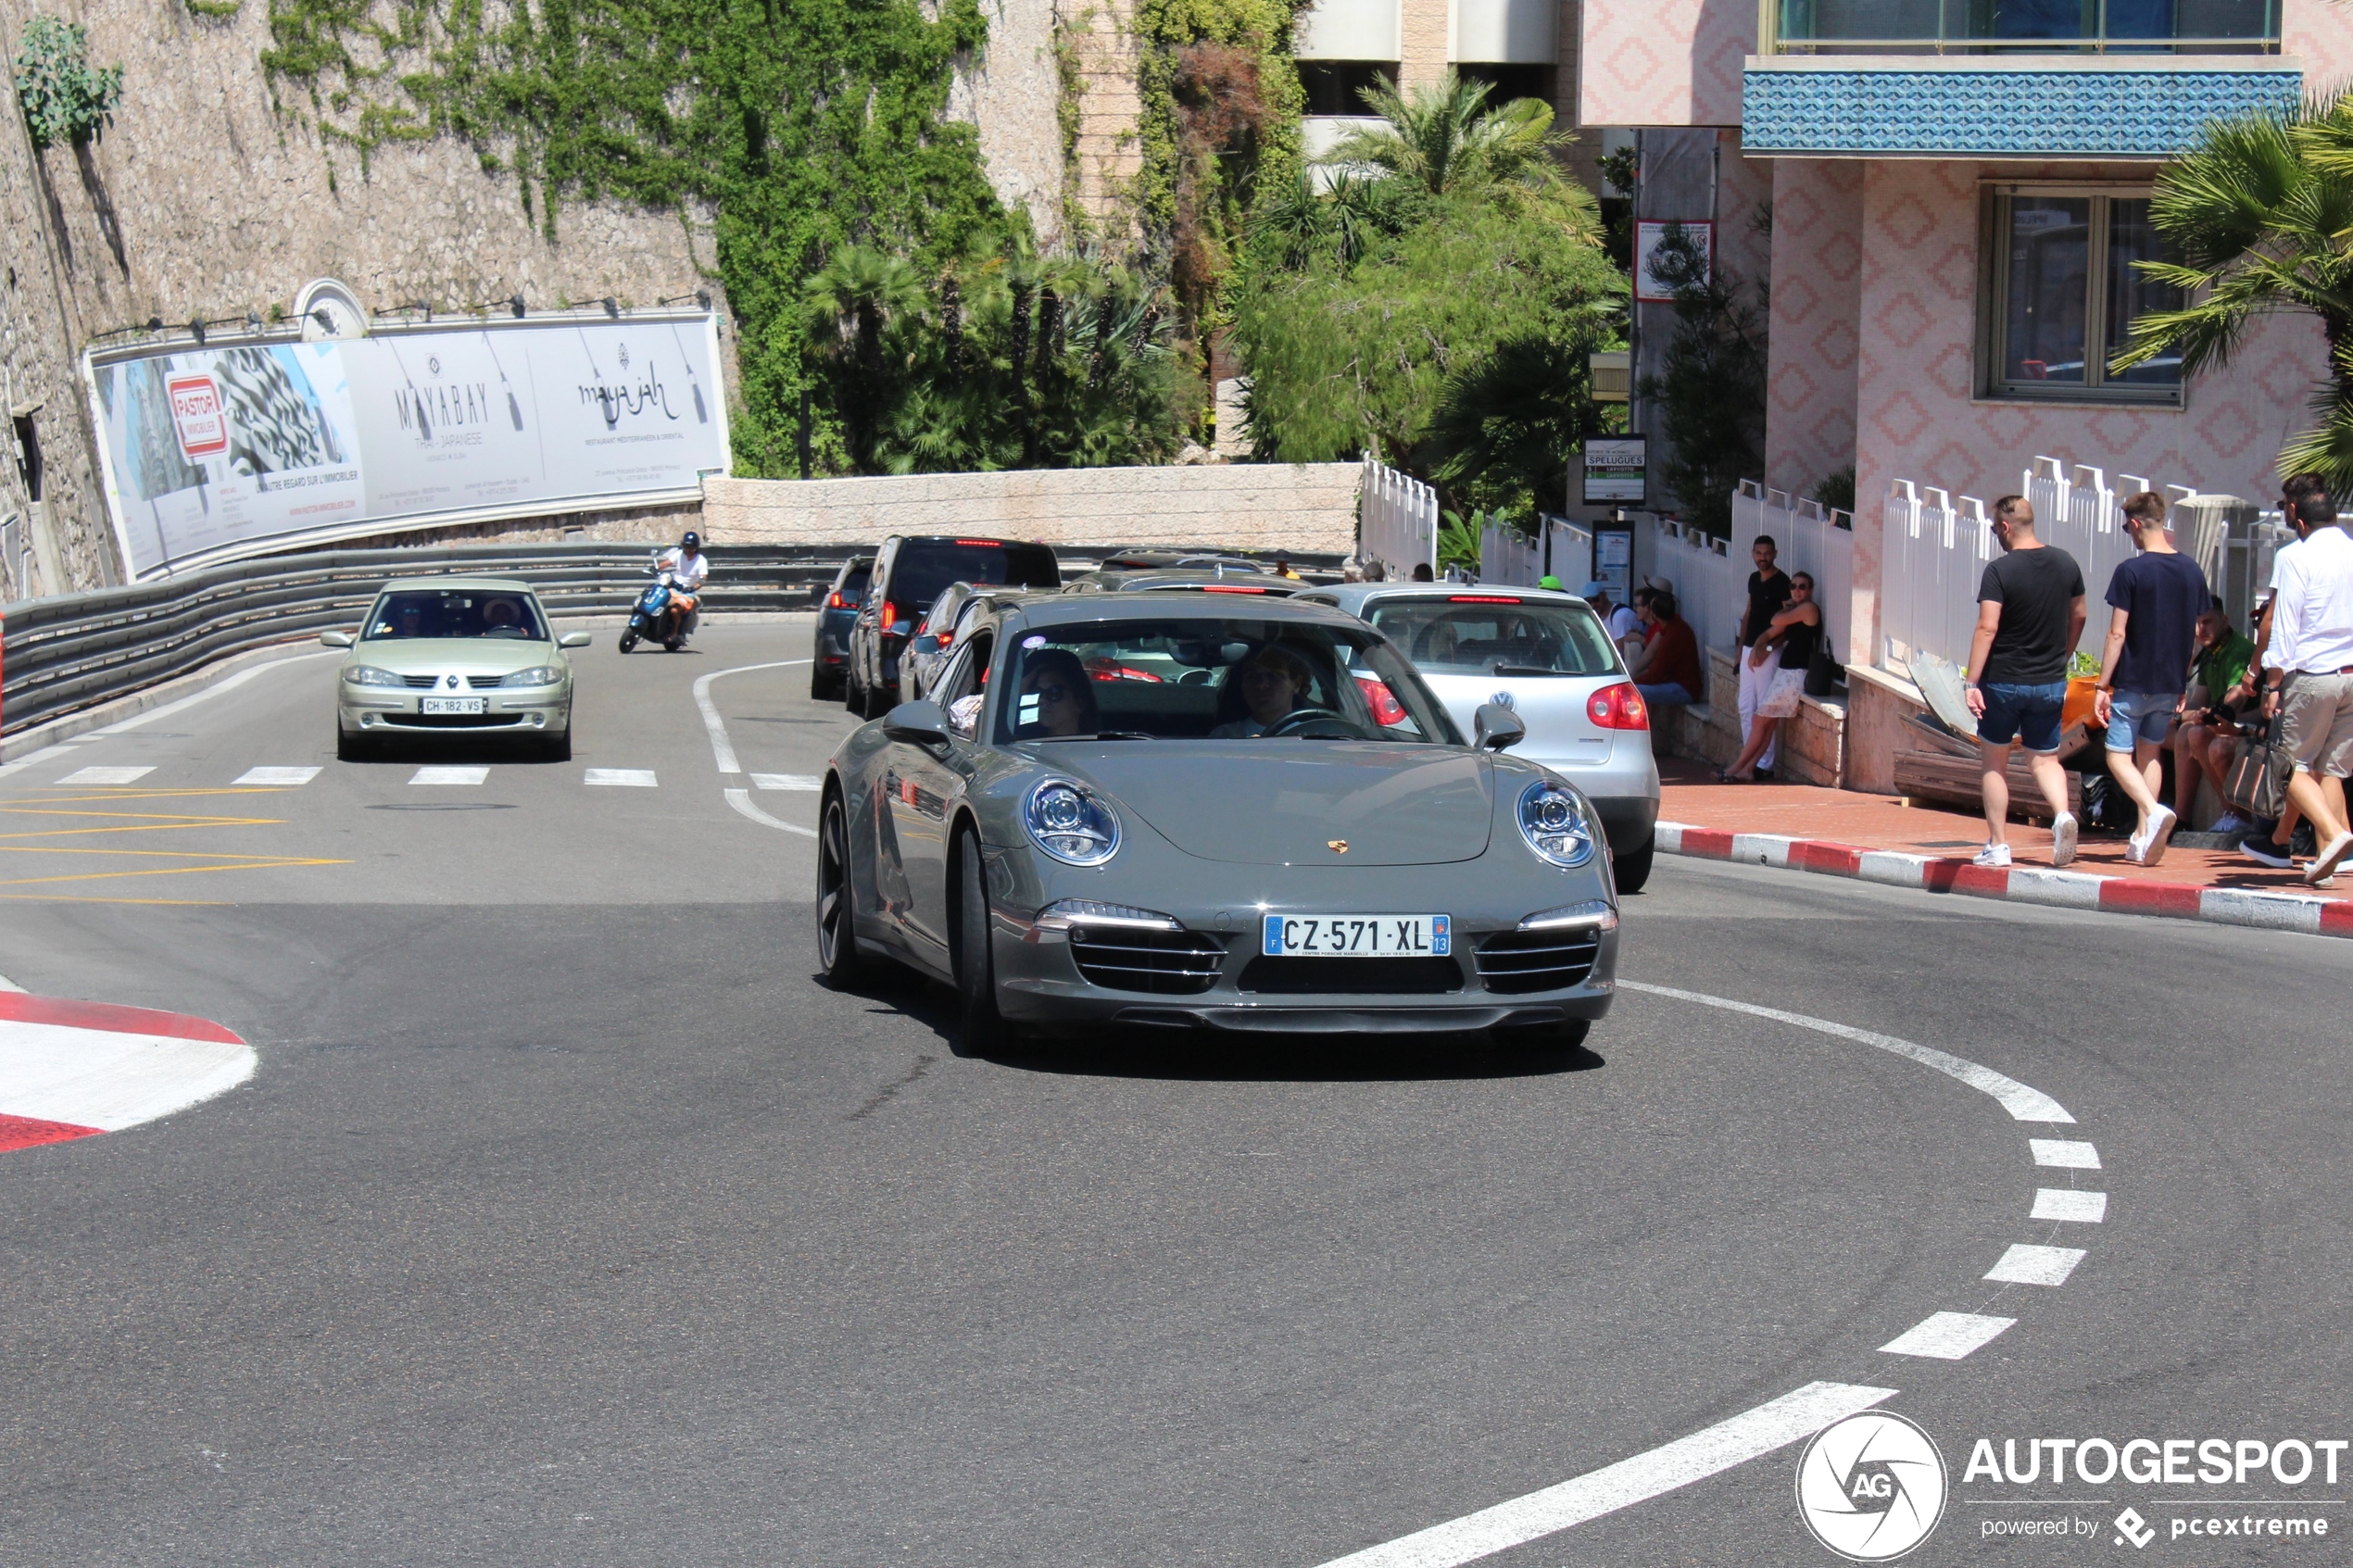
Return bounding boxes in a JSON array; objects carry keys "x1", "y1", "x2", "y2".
[
  {"x1": 421, "y1": 696, "x2": 485, "y2": 715},
  {"x1": 1262, "y1": 913, "x2": 1450, "y2": 958}
]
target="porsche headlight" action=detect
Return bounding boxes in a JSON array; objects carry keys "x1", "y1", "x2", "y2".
[
  {"x1": 510, "y1": 665, "x2": 563, "y2": 687},
  {"x1": 1024, "y1": 778, "x2": 1121, "y2": 866},
  {"x1": 343, "y1": 665, "x2": 405, "y2": 687},
  {"x1": 1517, "y1": 779, "x2": 1598, "y2": 869}
]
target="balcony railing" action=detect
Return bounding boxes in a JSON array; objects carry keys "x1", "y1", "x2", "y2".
[{"x1": 1768, "y1": 0, "x2": 2280, "y2": 54}]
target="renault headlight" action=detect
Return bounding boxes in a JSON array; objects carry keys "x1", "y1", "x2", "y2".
[
  {"x1": 1024, "y1": 778, "x2": 1121, "y2": 866},
  {"x1": 344, "y1": 666, "x2": 405, "y2": 687},
  {"x1": 510, "y1": 665, "x2": 563, "y2": 686},
  {"x1": 1517, "y1": 779, "x2": 1598, "y2": 869}
]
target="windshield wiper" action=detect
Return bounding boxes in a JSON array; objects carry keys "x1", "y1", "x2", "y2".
[
  {"x1": 1491, "y1": 664, "x2": 1570, "y2": 677},
  {"x1": 1037, "y1": 731, "x2": 1154, "y2": 742}
]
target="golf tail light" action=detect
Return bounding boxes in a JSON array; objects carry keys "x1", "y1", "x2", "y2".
[
  {"x1": 1024, "y1": 779, "x2": 1122, "y2": 866},
  {"x1": 1354, "y1": 675, "x2": 1407, "y2": 727},
  {"x1": 1517, "y1": 780, "x2": 1598, "y2": 869},
  {"x1": 1587, "y1": 682, "x2": 1649, "y2": 731}
]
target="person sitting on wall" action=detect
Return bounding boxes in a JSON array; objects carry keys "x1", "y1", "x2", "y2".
[
  {"x1": 2171, "y1": 596, "x2": 2259, "y2": 834},
  {"x1": 1629, "y1": 590, "x2": 1704, "y2": 709}
]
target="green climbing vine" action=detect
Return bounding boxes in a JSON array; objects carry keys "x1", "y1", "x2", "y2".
[
  {"x1": 256, "y1": 0, "x2": 1010, "y2": 478},
  {"x1": 12, "y1": 15, "x2": 123, "y2": 149}
]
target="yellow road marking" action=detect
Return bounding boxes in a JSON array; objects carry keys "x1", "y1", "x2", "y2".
[{"x1": 0, "y1": 784, "x2": 337, "y2": 902}]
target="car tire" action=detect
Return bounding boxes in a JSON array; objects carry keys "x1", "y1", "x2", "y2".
[
  {"x1": 334, "y1": 726, "x2": 371, "y2": 763},
  {"x1": 811, "y1": 663, "x2": 833, "y2": 701},
  {"x1": 952, "y1": 827, "x2": 1013, "y2": 1057},
  {"x1": 619, "y1": 630, "x2": 638, "y2": 653},
  {"x1": 542, "y1": 728, "x2": 573, "y2": 762},
  {"x1": 1613, "y1": 834, "x2": 1655, "y2": 896},
  {"x1": 845, "y1": 665, "x2": 867, "y2": 716},
  {"x1": 866, "y1": 679, "x2": 897, "y2": 721},
  {"x1": 817, "y1": 792, "x2": 870, "y2": 986}
]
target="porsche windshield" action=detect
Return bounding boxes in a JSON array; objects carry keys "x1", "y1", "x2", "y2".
[
  {"x1": 1366, "y1": 595, "x2": 1618, "y2": 676},
  {"x1": 995, "y1": 618, "x2": 1462, "y2": 744},
  {"x1": 364, "y1": 590, "x2": 547, "y2": 641}
]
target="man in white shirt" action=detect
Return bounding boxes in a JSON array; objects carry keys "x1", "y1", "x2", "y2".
[
  {"x1": 1582, "y1": 580, "x2": 1640, "y2": 643},
  {"x1": 2261, "y1": 495, "x2": 2353, "y2": 883},
  {"x1": 660, "y1": 530, "x2": 710, "y2": 636}
]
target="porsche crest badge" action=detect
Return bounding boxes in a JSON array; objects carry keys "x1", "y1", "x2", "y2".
[{"x1": 1327, "y1": 839, "x2": 1349, "y2": 853}]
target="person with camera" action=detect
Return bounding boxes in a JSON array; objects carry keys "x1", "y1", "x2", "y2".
[{"x1": 2170, "y1": 598, "x2": 2258, "y2": 834}]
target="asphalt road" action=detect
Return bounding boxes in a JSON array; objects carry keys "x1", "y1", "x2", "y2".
[{"x1": 3, "y1": 617, "x2": 2349, "y2": 1567}]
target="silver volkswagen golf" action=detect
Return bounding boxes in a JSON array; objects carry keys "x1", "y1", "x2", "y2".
[
  {"x1": 323, "y1": 577, "x2": 592, "y2": 761},
  {"x1": 1299, "y1": 583, "x2": 1662, "y2": 892}
]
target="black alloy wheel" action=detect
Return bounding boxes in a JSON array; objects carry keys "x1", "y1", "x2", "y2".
[
  {"x1": 817, "y1": 793, "x2": 867, "y2": 985},
  {"x1": 1613, "y1": 834, "x2": 1655, "y2": 896},
  {"x1": 953, "y1": 828, "x2": 1011, "y2": 1056}
]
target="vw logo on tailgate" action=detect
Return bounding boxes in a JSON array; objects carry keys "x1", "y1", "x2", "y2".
[{"x1": 1490, "y1": 690, "x2": 1515, "y2": 709}]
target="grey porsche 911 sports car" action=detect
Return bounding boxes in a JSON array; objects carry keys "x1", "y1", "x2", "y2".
[{"x1": 817, "y1": 596, "x2": 1620, "y2": 1052}]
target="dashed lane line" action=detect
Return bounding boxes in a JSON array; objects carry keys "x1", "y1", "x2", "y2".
[
  {"x1": 1308, "y1": 983, "x2": 2105, "y2": 1568},
  {"x1": 752, "y1": 773, "x2": 822, "y2": 791},
  {"x1": 584, "y1": 769, "x2": 659, "y2": 787},
  {"x1": 58, "y1": 766, "x2": 155, "y2": 786},
  {"x1": 409, "y1": 766, "x2": 489, "y2": 786},
  {"x1": 2032, "y1": 1188, "x2": 2108, "y2": 1223},
  {"x1": 234, "y1": 766, "x2": 321, "y2": 786}
]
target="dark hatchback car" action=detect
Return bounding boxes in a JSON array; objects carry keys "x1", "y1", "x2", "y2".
[
  {"x1": 846, "y1": 535, "x2": 1061, "y2": 717},
  {"x1": 811, "y1": 556, "x2": 874, "y2": 700}
]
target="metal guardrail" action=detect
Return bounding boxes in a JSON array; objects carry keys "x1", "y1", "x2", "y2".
[{"x1": 0, "y1": 542, "x2": 849, "y2": 738}]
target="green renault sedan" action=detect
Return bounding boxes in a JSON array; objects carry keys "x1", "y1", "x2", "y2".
[{"x1": 322, "y1": 578, "x2": 591, "y2": 761}]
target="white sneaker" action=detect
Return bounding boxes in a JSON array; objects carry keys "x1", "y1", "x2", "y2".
[
  {"x1": 2050, "y1": 811, "x2": 2078, "y2": 869},
  {"x1": 2309, "y1": 831, "x2": 2353, "y2": 885},
  {"x1": 1972, "y1": 842, "x2": 2012, "y2": 869},
  {"x1": 2140, "y1": 806, "x2": 2177, "y2": 867}
]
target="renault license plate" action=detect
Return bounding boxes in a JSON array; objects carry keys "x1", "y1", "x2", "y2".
[
  {"x1": 1262, "y1": 914, "x2": 1449, "y2": 957},
  {"x1": 422, "y1": 696, "x2": 485, "y2": 715}
]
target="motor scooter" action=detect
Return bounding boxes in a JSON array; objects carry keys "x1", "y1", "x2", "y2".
[{"x1": 620, "y1": 560, "x2": 698, "y2": 652}]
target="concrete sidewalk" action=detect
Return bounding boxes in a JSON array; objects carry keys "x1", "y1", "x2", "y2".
[{"x1": 1653, "y1": 757, "x2": 2352, "y2": 939}]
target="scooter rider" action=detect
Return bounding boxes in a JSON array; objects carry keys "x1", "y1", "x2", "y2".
[{"x1": 658, "y1": 531, "x2": 710, "y2": 639}]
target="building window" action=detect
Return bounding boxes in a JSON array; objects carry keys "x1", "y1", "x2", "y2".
[
  {"x1": 1453, "y1": 61, "x2": 1555, "y2": 106},
  {"x1": 1298, "y1": 60, "x2": 1395, "y2": 117},
  {"x1": 1981, "y1": 187, "x2": 2182, "y2": 404}
]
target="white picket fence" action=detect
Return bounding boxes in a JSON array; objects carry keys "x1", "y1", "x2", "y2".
[
  {"x1": 1730, "y1": 482, "x2": 1855, "y2": 671},
  {"x1": 1477, "y1": 514, "x2": 1593, "y2": 588},
  {"x1": 1359, "y1": 456, "x2": 1438, "y2": 580},
  {"x1": 1881, "y1": 457, "x2": 2201, "y2": 671},
  {"x1": 1639, "y1": 516, "x2": 1749, "y2": 658}
]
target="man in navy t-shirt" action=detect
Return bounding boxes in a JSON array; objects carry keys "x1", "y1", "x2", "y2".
[{"x1": 2094, "y1": 491, "x2": 2212, "y2": 865}]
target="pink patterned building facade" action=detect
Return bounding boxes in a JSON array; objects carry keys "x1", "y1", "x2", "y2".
[{"x1": 1581, "y1": 0, "x2": 2353, "y2": 666}]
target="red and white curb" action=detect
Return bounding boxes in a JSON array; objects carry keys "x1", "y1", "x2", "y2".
[
  {"x1": 0, "y1": 991, "x2": 255, "y2": 1152},
  {"x1": 1657, "y1": 822, "x2": 2353, "y2": 940}
]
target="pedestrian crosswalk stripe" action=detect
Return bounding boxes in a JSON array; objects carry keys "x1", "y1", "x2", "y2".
[
  {"x1": 235, "y1": 766, "x2": 322, "y2": 786},
  {"x1": 57, "y1": 766, "x2": 155, "y2": 786},
  {"x1": 409, "y1": 765, "x2": 489, "y2": 785},
  {"x1": 752, "y1": 773, "x2": 822, "y2": 791},
  {"x1": 584, "y1": 769, "x2": 658, "y2": 787}
]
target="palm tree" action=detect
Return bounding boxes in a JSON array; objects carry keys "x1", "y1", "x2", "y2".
[
  {"x1": 2112, "y1": 96, "x2": 2353, "y2": 488},
  {"x1": 804, "y1": 243, "x2": 925, "y2": 471},
  {"x1": 1317, "y1": 70, "x2": 1599, "y2": 241}
]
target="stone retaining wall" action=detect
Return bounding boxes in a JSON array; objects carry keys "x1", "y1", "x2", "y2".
[{"x1": 700, "y1": 464, "x2": 1361, "y2": 554}]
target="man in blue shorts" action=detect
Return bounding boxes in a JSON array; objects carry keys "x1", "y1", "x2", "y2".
[
  {"x1": 2092, "y1": 491, "x2": 2210, "y2": 865},
  {"x1": 1964, "y1": 495, "x2": 2087, "y2": 868}
]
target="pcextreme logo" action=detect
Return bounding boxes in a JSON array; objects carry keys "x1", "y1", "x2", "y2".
[{"x1": 1797, "y1": 1411, "x2": 1950, "y2": 1562}]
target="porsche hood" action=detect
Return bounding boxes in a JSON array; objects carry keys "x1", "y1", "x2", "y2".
[{"x1": 1041, "y1": 744, "x2": 1496, "y2": 865}]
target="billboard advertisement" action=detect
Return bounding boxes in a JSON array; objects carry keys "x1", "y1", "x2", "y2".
[{"x1": 84, "y1": 311, "x2": 730, "y2": 579}]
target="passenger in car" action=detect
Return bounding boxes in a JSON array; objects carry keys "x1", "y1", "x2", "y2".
[{"x1": 1213, "y1": 643, "x2": 1318, "y2": 736}]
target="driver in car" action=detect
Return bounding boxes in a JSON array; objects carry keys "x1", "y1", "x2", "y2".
[
  {"x1": 1212, "y1": 643, "x2": 1317, "y2": 737},
  {"x1": 482, "y1": 598, "x2": 522, "y2": 634},
  {"x1": 1016, "y1": 648, "x2": 1101, "y2": 738}
]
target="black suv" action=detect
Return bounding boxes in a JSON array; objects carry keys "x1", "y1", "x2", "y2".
[
  {"x1": 846, "y1": 536, "x2": 1060, "y2": 718},
  {"x1": 810, "y1": 556, "x2": 873, "y2": 700}
]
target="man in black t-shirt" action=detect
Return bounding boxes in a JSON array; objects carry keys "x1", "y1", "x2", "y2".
[
  {"x1": 1963, "y1": 495, "x2": 2087, "y2": 869},
  {"x1": 1735, "y1": 535, "x2": 1793, "y2": 774}
]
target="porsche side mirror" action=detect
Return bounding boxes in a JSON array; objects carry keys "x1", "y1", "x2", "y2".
[
  {"x1": 910, "y1": 633, "x2": 940, "y2": 657},
  {"x1": 558, "y1": 631, "x2": 593, "y2": 648},
  {"x1": 320, "y1": 630, "x2": 355, "y2": 649},
  {"x1": 883, "y1": 699, "x2": 951, "y2": 748},
  {"x1": 1473, "y1": 703, "x2": 1525, "y2": 751}
]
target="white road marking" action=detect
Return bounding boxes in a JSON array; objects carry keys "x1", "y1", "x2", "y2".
[
  {"x1": 58, "y1": 766, "x2": 155, "y2": 786},
  {"x1": 0, "y1": 973, "x2": 22, "y2": 993},
  {"x1": 1617, "y1": 981, "x2": 2076, "y2": 1123},
  {"x1": 91, "y1": 649, "x2": 339, "y2": 736},
  {"x1": 2031, "y1": 1138, "x2": 2101, "y2": 1169},
  {"x1": 2032, "y1": 1188, "x2": 2108, "y2": 1223},
  {"x1": 724, "y1": 787, "x2": 817, "y2": 838},
  {"x1": 409, "y1": 766, "x2": 489, "y2": 786},
  {"x1": 1880, "y1": 1311, "x2": 2018, "y2": 1360},
  {"x1": 690, "y1": 659, "x2": 808, "y2": 774},
  {"x1": 752, "y1": 772, "x2": 823, "y2": 791},
  {"x1": 0, "y1": 1021, "x2": 255, "y2": 1131},
  {"x1": 584, "y1": 769, "x2": 658, "y2": 787},
  {"x1": 1984, "y1": 1244, "x2": 2087, "y2": 1286},
  {"x1": 1308, "y1": 1381, "x2": 1897, "y2": 1568},
  {"x1": 234, "y1": 766, "x2": 321, "y2": 787}
]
